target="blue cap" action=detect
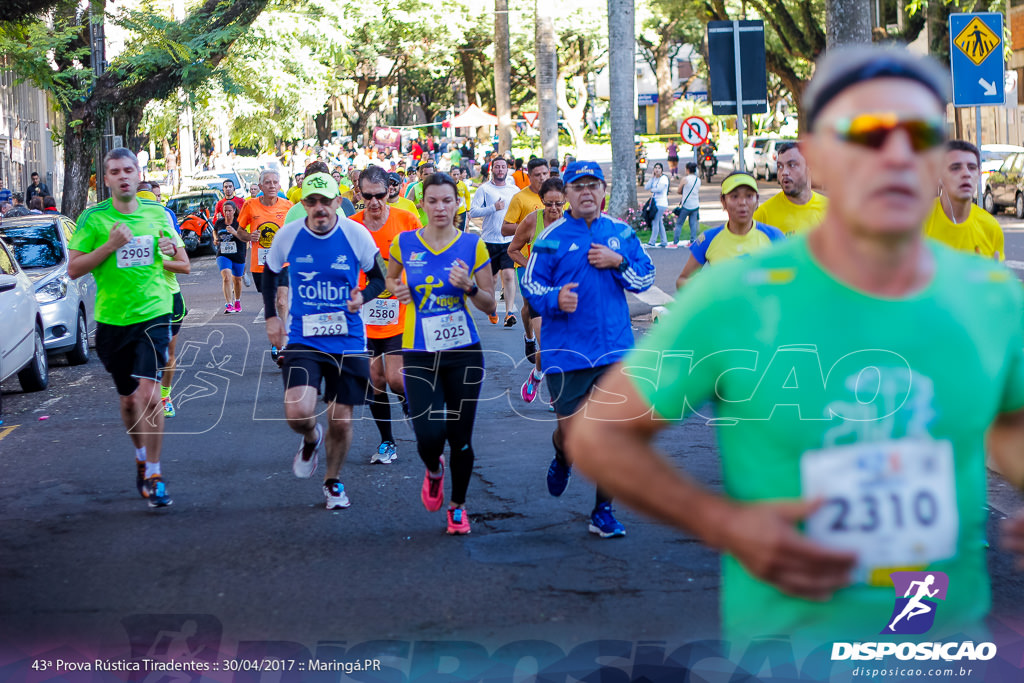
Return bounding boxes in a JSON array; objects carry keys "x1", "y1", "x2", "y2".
[{"x1": 563, "y1": 161, "x2": 605, "y2": 185}]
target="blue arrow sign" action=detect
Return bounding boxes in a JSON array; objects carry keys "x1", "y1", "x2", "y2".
[{"x1": 949, "y1": 13, "x2": 1004, "y2": 107}]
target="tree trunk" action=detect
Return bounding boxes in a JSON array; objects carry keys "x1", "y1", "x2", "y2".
[
  {"x1": 535, "y1": 0, "x2": 559, "y2": 162},
  {"x1": 655, "y1": 44, "x2": 675, "y2": 134},
  {"x1": 494, "y1": 0, "x2": 513, "y2": 153},
  {"x1": 827, "y1": 0, "x2": 872, "y2": 47},
  {"x1": 556, "y1": 73, "x2": 586, "y2": 153},
  {"x1": 60, "y1": 123, "x2": 97, "y2": 219},
  {"x1": 607, "y1": 0, "x2": 636, "y2": 218},
  {"x1": 460, "y1": 51, "x2": 478, "y2": 108},
  {"x1": 314, "y1": 108, "x2": 332, "y2": 144}
]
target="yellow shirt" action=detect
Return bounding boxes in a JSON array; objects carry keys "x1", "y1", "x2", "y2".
[
  {"x1": 752, "y1": 191, "x2": 828, "y2": 237},
  {"x1": 389, "y1": 196, "x2": 421, "y2": 222},
  {"x1": 504, "y1": 187, "x2": 544, "y2": 226},
  {"x1": 456, "y1": 181, "x2": 472, "y2": 215},
  {"x1": 286, "y1": 185, "x2": 303, "y2": 205},
  {"x1": 923, "y1": 198, "x2": 1005, "y2": 261}
]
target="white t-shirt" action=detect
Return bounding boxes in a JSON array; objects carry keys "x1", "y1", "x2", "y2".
[
  {"x1": 469, "y1": 181, "x2": 519, "y2": 243},
  {"x1": 679, "y1": 174, "x2": 700, "y2": 210},
  {"x1": 647, "y1": 174, "x2": 669, "y2": 208}
]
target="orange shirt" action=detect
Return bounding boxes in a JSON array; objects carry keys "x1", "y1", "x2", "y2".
[
  {"x1": 353, "y1": 207, "x2": 419, "y2": 339},
  {"x1": 238, "y1": 198, "x2": 292, "y2": 272},
  {"x1": 512, "y1": 169, "x2": 529, "y2": 189}
]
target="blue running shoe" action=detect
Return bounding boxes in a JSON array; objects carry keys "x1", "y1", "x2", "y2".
[
  {"x1": 546, "y1": 456, "x2": 571, "y2": 497},
  {"x1": 589, "y1": 502, "x2": 625, "y2": 538},
  {"x1": 371, "y1": 440, "x2": 398, "y2": 464},
  {"x1": 144, "y1": 476, "x2": 173, "y2": 508}
]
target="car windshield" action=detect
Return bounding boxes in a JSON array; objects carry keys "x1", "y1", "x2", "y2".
[
  {"x1": 167, "y1": 195, "x2": 216, "y2": 220},
  {"x1": 0, "y1": 224, "x2": 63, "y2": 268},
  {"x1": 982, "y1": 150, "x2": 1014, "y2": 162},
  {"x1": 237, "y1": 169, "x2": 260, "y2": 186}
]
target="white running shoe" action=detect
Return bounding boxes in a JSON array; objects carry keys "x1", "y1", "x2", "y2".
[
  {"x1": 323, "y1": 480, "x2": 351, "y2": 509},
  {"x1": 293, "y1": 423, "x2": 322, "y2": 478}
]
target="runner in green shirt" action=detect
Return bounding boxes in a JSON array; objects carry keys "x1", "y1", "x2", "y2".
[
  {"x1": 69, "y1": 148, "x2": 189, "y2": 508},
  {"x1": 565, "y1": 46, "x2": 1024, "y2": 649}
]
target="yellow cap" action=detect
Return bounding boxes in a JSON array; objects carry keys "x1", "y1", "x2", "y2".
[
  {"x1": 721, "y1": 173, "x2": 758, "y2": 196},
  {"x1": 137, "y1": 190, "x2": 158, "y2": 201}
]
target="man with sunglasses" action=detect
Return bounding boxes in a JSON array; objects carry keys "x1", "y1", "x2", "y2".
[
  {"x1": 924, "y1": 140, "x2": 1004, "y2": 260},
  {"x1": 406, "y1": 160, "x2": 434, "y2": 226},
  {"x1": 521, "y1": 161, "x2": 655, "y2": 538},
  {"x1": 567, "y1": 45, "x2": 1024, "y2": 648},
  {"x1": 263, "y1": 172, "x2": 386, "y2": 509},
  {"x1": 386, "y1": 171, "x2": 420, "y2": 217},
  {"x1": 752, "y1": 142, "x2": 828, "y2": 237},
  {"x1": 351, "y1": 165, "x2": 418, "y2": 464}
]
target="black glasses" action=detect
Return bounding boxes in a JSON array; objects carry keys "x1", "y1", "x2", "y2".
[
  {"x1": 302, "y1": 195, "x2": 334, "y2": 207},
  {"x1": 827, "y1": 113, "x2": 946, "y2": 152},
  {"x1": 363, "y1": 191, "x2": 388, "y2": 201}
]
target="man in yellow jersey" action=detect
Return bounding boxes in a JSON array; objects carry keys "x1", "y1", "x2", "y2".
[
  {"x1": 924, "y1": 140, "x2": 1004, "y2": 260},
  {"x1": 502, "y1": 159, "x2": 550, "y2": 334},
  {"x1": 286, "y1": 172, "x2": 304, "y2": 204},
  {"x1": 386, "y1": 171, "x2": 420, "y2": 217},
  {"x1": 751, "y1": 141, "x2": 828, "y2": 237},
  {"x1": 676, "y1": 173, "x2": 785, "y2": 289}
]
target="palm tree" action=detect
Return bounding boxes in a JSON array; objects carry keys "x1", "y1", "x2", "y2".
[
  {"x1": 494, "y1": 0, "x2": 513, "y2": 153},
  {"x1": 535, "y1": 0, "x2": 559, "y2": 161},
  {"x1": 607, "y1": 0, "x2": 637, "y2": 218}
]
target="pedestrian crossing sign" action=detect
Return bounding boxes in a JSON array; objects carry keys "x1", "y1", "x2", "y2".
[{"x1": 953, "y1": 16, "x2": 999, "y2": 67}]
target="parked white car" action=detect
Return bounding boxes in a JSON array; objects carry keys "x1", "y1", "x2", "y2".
[
  {"x1": 0, "y1": 236, "x2": 48, "y2": 392},
  {"x1": 0, "y1": 214, "x2": 95, "y2": 365}
]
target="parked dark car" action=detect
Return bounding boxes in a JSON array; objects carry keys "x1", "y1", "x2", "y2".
[
  {"x1": 983, "y1": 151, "x2": 1024, "y2": 217},
  {"x1": 166, "y1": 189, "x2": 221, "y2": 254}
]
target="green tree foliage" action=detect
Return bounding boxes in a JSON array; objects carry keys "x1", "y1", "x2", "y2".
[{"x1": 0, "y1": 0, "x2": 271, "y2": 217}]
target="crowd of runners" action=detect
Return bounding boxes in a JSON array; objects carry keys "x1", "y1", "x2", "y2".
[{"x1": 63, "y1": 44, "x2": 1024, "y2": 646}]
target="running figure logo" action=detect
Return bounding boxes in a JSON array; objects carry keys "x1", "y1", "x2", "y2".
[
  {"x1": 882, "y1": 571, "x2": 949, "y2": 635},
  {"x1": 415, "y1": 275, "x2": 442, "y2": 310}
]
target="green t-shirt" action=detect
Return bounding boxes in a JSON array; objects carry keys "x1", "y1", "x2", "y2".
[
  {"x1": 626, "y1": 236, "x2": 1024, "y2": 644},
  {"x1": 163, "y1": 226, "x2": 185, "y2": 294},
  {"x1": 70, "y1": 198, "x2": 176, "y2": 325},
  {"x1": 404, "y1": 181, "x2": 427, "y2": 226}
]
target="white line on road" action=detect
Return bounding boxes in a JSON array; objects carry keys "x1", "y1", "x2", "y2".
[
  {"x1": 253, "y1": 307, "x2": 265, "y2": 324},
  {"x1": 1005, "y1": 260, "x2": 1024, "y2": 271}
]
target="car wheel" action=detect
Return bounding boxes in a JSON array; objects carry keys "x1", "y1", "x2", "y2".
[
  {"x1": 18, "y1": 325, "x2": 49, "y2": 392},
  {"x1": 983, "y1": 190, "x2": 996, "y2": 215},
  {"x1": 1015, "y1": 193, "x2": 1024, "y2": 220},
  {"x1": 65, "y1": 310, "x2": 89, "y2": 366}
]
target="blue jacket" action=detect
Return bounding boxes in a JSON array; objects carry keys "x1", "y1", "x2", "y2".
[{"x1": 521, "y1": 212, "x2": 655, "y2": 373}]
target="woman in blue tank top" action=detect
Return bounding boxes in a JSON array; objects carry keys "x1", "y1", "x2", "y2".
[{"x1": 386, "y1": 173, "x2": 496, "y2": 535}]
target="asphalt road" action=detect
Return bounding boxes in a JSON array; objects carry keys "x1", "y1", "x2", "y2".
[{"x1": 2, "y1": 194, "x2": 1024, "y2": 681}]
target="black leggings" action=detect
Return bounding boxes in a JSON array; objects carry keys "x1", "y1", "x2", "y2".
[{"x1": 402, "y1": 344, "x2": 484, "y2": 505}]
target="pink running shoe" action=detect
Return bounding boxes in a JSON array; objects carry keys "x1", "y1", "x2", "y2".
[
  {"x1": 420, "y1": 456, "x2": 445, "y2": 512},
  {"x1": 446, "y1": 507, "x2": 471, "y2": 535}
]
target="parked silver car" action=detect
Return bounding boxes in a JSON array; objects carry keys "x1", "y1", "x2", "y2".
[
  {"x1": 0, "y1": 214, "x2": 95, "y2": 365},
  {"x1": 0, "y1": 236, "x2": 48, "y2": 392}
]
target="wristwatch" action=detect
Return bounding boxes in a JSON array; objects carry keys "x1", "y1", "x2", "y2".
[
  {"x1": 465, "y1": 284, "x2": 479, "y2": 297},
  {"x1": 617, "y1": 256, "x2": 630, "y2": 273}
]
